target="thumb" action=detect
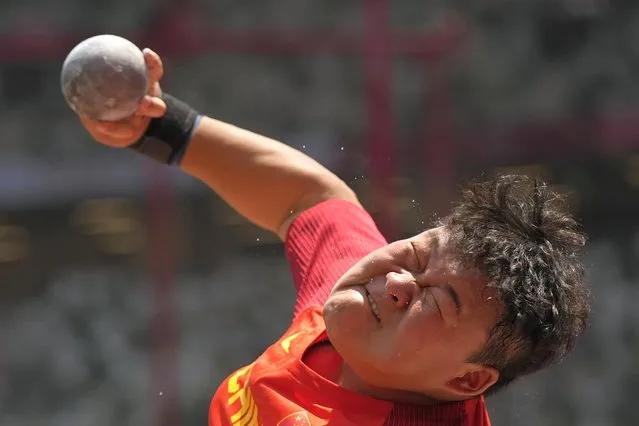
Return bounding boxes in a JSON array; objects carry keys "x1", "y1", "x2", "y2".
[{"x1": 135, "y1": 95, "x2": 166, "y2": 118}]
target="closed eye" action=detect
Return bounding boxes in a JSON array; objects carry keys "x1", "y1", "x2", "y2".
[
  {"x1": 409, "y1": 241, "x2": 423, "y2": 271},
  {"x1": 443, "y1": 282, "x2": 462, "y2": 316},
  {"x1": 424, "y1": 287, "x2": 443, "y2": 319},
  {"x1": 427, "y1": 285, "x2": 461, "y2": 320}
]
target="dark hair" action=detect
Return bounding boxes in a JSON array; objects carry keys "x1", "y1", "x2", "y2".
[{"x1": 441, "y1": 175, "x2": 590, "y2": 395}]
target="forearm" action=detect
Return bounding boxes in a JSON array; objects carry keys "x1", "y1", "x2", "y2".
[{"x1": 180, "y1": 116, "x2": 359, "y2": 238}]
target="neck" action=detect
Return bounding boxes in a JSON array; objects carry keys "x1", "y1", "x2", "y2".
[{"x1": 337, "y1": 362, "x2": 439, "y2": 405}]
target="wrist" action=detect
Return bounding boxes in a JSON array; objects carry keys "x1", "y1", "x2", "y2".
[{"x1": 129, "y1": 93, "x2": 200, "y2": 165}]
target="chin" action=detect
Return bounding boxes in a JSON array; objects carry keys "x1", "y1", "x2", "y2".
[
  {"x1": 323, "y1": 298, "x2": 383, "y2": 378},
  {"x1": 323, "y1": 292, "x2": 364, "y2": 346},
  {"x1": 322, "y1": 291, "x2": 358, "y2": 338}
]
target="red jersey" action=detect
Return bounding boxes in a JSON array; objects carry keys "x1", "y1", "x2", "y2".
[{"x1": 209, "y1": 200, "x2": 491, "y2": 426}]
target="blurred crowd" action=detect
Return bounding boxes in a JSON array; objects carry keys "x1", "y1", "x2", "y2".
[{"x1": 1, "y1": 1, "x2": 639, "y2": 425}]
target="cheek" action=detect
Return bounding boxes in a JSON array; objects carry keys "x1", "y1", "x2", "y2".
[
  {"x1": 391, "y1": 309, "x2": 471, "y2": 368},
  {"x1": 361, "y1": 308, "x2": 439, "y2": 367},
  {"x1": 362, "y1": 320, "x2": 458, "y2": 382},
  {"x1": 397, "y1": 313, "x2": 446, "y2": 354}
]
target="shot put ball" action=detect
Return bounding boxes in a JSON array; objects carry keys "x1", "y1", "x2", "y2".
[{"x1": 61, "y1": 34, "x2": 148, "y2": 122}]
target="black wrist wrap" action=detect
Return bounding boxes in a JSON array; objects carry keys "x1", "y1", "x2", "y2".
[{"x1": 129, "y1": 93, "x2": 200, "y2": 165}]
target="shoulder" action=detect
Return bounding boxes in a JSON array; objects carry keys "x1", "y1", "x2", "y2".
[
  {"x1": 278, "y1": 191, "x2": 362, "y2": 241},
  {"x1": 283, "y1": 198, "x2": 384, "y2": 245}
]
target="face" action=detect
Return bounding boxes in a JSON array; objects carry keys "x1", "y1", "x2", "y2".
[{"x1": 323, "y1": 227, "x2": 502, "y2": 401}]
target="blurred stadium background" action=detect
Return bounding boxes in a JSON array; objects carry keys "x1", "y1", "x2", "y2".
[{"x1": 1, "y1": 1, "x2": 638, "y2": 425}]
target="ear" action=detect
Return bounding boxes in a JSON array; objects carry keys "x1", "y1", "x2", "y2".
[{"x1": 444, "y1": 364, "x2": 499, "y2": 398}]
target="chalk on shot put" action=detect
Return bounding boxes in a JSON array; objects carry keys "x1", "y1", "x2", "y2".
[{"x1": 61, "y1": 34, "x2": 148, "y2": 122}]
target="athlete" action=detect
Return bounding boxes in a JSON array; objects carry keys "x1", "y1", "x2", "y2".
[{"x1": 77, "y1": 49, "x2": 590, "y2": 425}]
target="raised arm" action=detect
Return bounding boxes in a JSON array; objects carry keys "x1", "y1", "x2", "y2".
[
  {"x1": 78, "y1": 49, "x2": 359, "y2": 239},
  {"x1": 180, "y1": 116, "x2": 358, "y2": 238}
]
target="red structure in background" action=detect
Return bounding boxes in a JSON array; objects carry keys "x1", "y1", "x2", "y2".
[
  {"x1": 146, "y1": 165, "x2": 180, "y2": 426},
  {"x1": 0, "y1": 2, "x2": 464, "y2": 425}
]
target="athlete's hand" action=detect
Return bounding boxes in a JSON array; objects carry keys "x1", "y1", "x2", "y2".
[{"x1": 78, "y1": 48, "x2": 167, "y2": 148}]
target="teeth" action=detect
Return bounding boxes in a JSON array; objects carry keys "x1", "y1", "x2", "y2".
[{"x1": 367, "y1": 292, "x2": 381, "y2": 321}]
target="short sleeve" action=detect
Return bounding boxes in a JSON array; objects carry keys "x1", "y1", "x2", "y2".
[{"x1": 285, "y1": 199, "x2": 387, "y2": 317}]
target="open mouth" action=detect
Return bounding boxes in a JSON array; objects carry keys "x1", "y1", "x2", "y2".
[{"x1": 365, "y1": 288, "x2": 381, "y2": 323}]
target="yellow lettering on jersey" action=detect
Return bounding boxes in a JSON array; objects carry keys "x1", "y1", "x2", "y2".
[
  {"x1": 228, "y1": 365, "x2": 251, "y2": 394},
  {"x1": 238, "y1": 391, "x2": 258, "y2": 426},
  {"x1": 227, "y1": 364, "x2": 259, "y2": 426},
  {"x1": 280, "y1": 331, "x2": 304, "y2": 353}
]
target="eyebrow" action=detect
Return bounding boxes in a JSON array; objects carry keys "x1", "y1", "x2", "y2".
[{"x1": 444, "y1": 282, "x2": 462, "y2": 315}]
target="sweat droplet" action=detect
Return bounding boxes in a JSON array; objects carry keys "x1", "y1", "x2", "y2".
[{"x1": 159, "y1": 392, "x2": 163, "y2": 396}]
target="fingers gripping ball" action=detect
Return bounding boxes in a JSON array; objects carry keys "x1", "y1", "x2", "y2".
[{"x1": 61, "y1": 35, "x2": 148, "y2": 122}]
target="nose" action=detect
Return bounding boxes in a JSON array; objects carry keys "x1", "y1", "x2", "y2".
[{"x1": 385, "y1": 271, "x2": 417, "y2": 309}]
